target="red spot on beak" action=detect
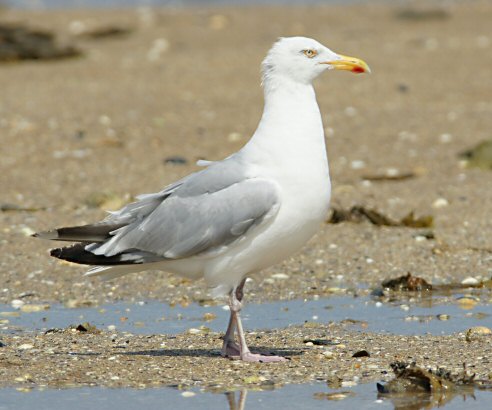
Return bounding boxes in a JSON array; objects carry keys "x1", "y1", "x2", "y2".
[{"x1": 352, "y1": 66, "x2": 365, "y2": 74}]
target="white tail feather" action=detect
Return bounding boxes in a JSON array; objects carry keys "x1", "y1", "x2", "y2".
[{"x1": 85, "y1": 265, "x2": 136, "y2": 281}]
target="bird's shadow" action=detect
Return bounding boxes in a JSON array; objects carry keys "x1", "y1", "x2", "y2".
[{"x1": 121, "y1": 347, "x2": 304, "y2": 358}]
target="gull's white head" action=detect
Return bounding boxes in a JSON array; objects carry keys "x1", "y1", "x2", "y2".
[{"x1": 262, "y1": 36, "x2": 370, "y2": 87}]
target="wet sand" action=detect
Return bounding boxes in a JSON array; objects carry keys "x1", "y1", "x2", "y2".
[
  {"x1": 1, "y1": 322, "x2": 491, "y2": 390},
  {"x1": 1, "y1": 1, "x2": 492, "y2": 391}
]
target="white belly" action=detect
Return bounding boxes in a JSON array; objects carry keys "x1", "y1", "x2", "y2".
[
  {"x1": 201, "y1": 158, "x2": 331, "y2": 291},
  {"x1": 155, "y1": 164, "x2": 330, "y2": 294}
]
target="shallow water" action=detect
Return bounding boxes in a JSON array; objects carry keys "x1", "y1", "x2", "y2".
[
  {"x1": 1, "y1": 292, "x2": 491, "y2": 336},
  {"x1": 2, "y1": 291, "x2": 491, "y2": 409},
  {"x1": 1, "y1": 381, "x2": 491, "y2": 410}
]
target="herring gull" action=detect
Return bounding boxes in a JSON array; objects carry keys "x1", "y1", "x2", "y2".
[{"x1": 34, "y1": 37, "x2": 370, "y2": 362}]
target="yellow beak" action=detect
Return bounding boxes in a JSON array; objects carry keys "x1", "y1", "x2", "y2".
[{"x1": 322, "y1": 54, "x2": 371, "y2": 74}]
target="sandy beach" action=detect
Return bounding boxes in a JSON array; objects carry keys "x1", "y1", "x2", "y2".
[{"x1": 1, "y1": 1, "x2": 492, "y2": 395}]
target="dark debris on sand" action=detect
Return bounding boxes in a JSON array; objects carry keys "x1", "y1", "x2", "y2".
[
  {"x1": 328, "y1": 206, "x2": 433, "y2": 229},
  {"x1": 377, "y1": 361, "x2": 492, "y2": 409},
  {"x1": 0, "y1": 23, "x2": 81, "y2": 61},
  {"x1": 381, "y1": 273, "x2": 433, "y2": 292}
]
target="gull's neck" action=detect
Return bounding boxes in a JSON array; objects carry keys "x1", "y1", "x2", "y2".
[
  {"x1": 242, "y1": 75, "x2": 327, "y2": 163},
  {"x1": 263, "y1": 77, "x2": 318, "y2": 120}
]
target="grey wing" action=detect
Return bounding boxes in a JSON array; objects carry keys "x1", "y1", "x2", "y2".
[
  {"x1": 89, "y1": 177, "x2": 280, "y2": 259},
  {"x1": 103, "y1": 155, "x2": 249, "y2": 226}
]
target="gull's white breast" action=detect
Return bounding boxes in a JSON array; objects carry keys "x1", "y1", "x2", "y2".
[{"x1": 202, "y1": 91, "x2": 331, "y2": 290}]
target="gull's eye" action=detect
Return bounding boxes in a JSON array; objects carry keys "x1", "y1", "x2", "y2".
[{"x1": 303, "y1": 49, "x2": 317, "y2": 58}]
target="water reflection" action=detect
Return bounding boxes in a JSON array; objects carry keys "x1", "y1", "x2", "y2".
[
  {"x1": 2, "y1": 381, "x2": 492, "y2": 410},
  {"x1": 218, "y1": 382, "x2": 489, "y2": 410},
  {"x1": 376, "y1": 361, "x2": 492, "y2": 410},
  {"x1": 225, "y1": 390, "x2": 247, "y2": 410},
  {"x1": 379, "y1": 390, "x2": 477, "y2": 410}
]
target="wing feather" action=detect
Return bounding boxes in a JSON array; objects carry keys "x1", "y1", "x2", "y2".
[
  {"x1": 38, "y1": 157, "x2": 280, "y2": 266},
  {"x1": 91, "y1": 178, "x2": 279, "y2": 259}
]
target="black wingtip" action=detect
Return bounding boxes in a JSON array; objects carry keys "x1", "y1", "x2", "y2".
[
  {"x1": 33, "y1": 224, "x2": 125, "y2": 243},
  {"x1": 48, "y1": 243, "x2": 141, "y2": 266},
  {"x1": 50, "y1": 248, "x2": 62, "y2": 258},
  {"x1": 32, "y1": 230, "x2": 59, "y2": 240}
]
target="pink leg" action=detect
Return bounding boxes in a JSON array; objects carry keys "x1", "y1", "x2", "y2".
[
  {"x1": 221, "y1": 279, "x2": 245, "y2": 358},
  {"x1": 221, "y1": 310, "x2": 240, "y2": 357},
  {"x1": 224, "y1": 278, "x2": 287, "y2": 363}
]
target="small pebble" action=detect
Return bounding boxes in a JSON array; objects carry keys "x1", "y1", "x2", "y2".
[
  {"x1": 466, "y1": 326, "x2": 492, "y2": 342},
  {"x1": 202, "y1": 313, "x2": 217, "y2": 321},
  {"x1": 352, "y1": 350, "x2": 370, "y2": 358},
  {"x1": 439, "y1": 133, "x2": 453, "y2": 143},
  {"x1": 461, "y1": 277, "x2": 479, "y2": 285},
  {"x1": 20, "y1": 226, "x2": 36, "y2": 236},
  {"x1": 181, "y1": 391, "x2": 196, "y2": 398},
  {"x1": 20, "y1": 304, "x2": 50, "y2": 313},
  {"x1": 147, "y1": 38, "x2": 169, "y2": 62},
  {"x1": 18, "y1": 344, "x2": 34, "y2": 350},
  {"x1": 314, "y1": 392, "x2": 352, "y2": 400},
  {"x1": 68, "y1": 20, "x2": 87, "y2": 35},
  {"x1": 107, "y1": 325, "x2": 116, "y2": 331},
  {"x1": 99, "y1": 115, "x2": 111, "y2": 126},
  {"x1": 456, "y1": 296, "x2": 478, "y2": 309},
  {"x1": 271, "y1": 273, "x2": 289, "y2": 280},
  {"x1": 227, "y1": 132, "x2": 241, "y2": 142},
  {"x1": 350, "y1": 160, "x2": 365, "y2": 170},
  {"x1": 385, "y1": 168, "x2": 399, "y2": 176},
  {"x1": 432, "y1": 198, "x2": 449, "y2": 208},
  {"x1": 164, "y1": 156, "x2": 187, "y2": 165},
  {"x1": 11, "y1": 299, "x2": 25, "y2": 309}
]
